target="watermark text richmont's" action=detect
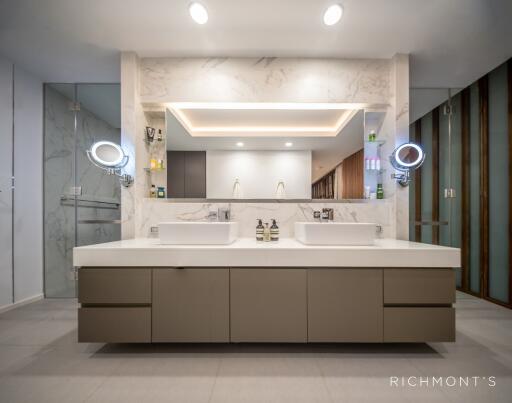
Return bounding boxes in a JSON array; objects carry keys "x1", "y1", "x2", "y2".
[{"x1": 390, "y1": 376, "x2": 496, "y2": 388}]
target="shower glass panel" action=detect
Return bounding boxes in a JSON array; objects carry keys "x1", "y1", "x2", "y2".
[
  {"x1": 44, "y1": 84, "x2": 77, "y2": 298},
  {"x1": 439, "y1": 93, "x2": 462, "y2": 287},
  {"x1": 488, "y1": 64, "x2": 509, "y2": 303},
  {"x1": 420, "y1": 112, "x2": 433, "y2": 244},
  {"x1": 44, "y1": 83, "x2": 121, "y2": 298},
  {"x1": 469, "y1": 82, "x2": 480, "y2": 294},
  {"x1": 75, "y1": 84, "x2": 121, "y2": 250}
]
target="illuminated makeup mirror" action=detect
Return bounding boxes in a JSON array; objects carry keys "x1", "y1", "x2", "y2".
[
  {"x1": 390, "y1": 142, "x2": 425, "y2": 187},
  {"x1": 86, "y1": 141, "x2": 133, "y2": 187}
]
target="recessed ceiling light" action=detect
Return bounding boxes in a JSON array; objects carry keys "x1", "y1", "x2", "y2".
[
  {"x1": 323, "y1": 4, "x2": 343, "y2": 26},
  {"x1": 285, "y1": 142, "x2": 293, "y2": 147},
  {"x1": 236, "y1": 142, "x2": 244, "y2": 147},
  {"x1": 189, "y1": 2, "x2": 208, "y2": 25}
]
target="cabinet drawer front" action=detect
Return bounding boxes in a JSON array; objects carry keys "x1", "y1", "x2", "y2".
[
  {"x1": 384, "y1": 307, "x2": 455, "y2": 342},
  {"x1": 152, "y1": 268, "x2": 229, "y2": 342},
  {"x1": 308, "y1": 269, "x2": 383, "y2": 342},
  {"x1": 78, "y1": 307, "x2": 151, "y2": 343},
  {"x1": 384, "y1": 269, "x2": 455, "y2": 304},
  {"x1": 78, "y1": 268, "x2": 151, "y2": 304},
  {"x1": 230, "y1": 268, "x2": 307, "y2": 342}
]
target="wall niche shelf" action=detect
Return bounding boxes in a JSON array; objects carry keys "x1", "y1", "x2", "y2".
[
  {"x1": 364, "y1": 140, "x2": 386, "y2": 147},
  {"x1": 144, "y1": 167, "x2": 165, "y2": 173}
]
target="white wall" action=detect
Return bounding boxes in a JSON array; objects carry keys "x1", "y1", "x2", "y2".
[
  {"x1": 0, "y1": 57, "x2": 43, "y2": 310},
  {"x1": 0, "y1": 59, "x2": 14, "y2": 308},
  {"x1": 13, "y1": 66, "x2": 43, "y2": 302},
  {"x1": 206, "y1": 151, "x2": 311, "y2": 199}
]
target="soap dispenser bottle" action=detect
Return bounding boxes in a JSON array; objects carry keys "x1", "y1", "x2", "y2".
[
  {"x1": 270, "y1": 219, "x2": 279, "y2": 242},
  {"x1": 263, "y1": 223, "x2": 271, "y2": 242},
  {"x1": 256, "y1": 219, "x2": 264, "y2": 242}
]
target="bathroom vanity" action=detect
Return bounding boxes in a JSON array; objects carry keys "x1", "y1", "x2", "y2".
[{"x1": 74, "y1": 238, "x2": 459, "y2": 344}]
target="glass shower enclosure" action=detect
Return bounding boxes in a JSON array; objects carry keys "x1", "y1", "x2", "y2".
[{"x1": 44, "y1": 83, "x2": 121, "y2": 297}]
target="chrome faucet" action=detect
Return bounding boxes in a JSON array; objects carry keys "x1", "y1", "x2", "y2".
[
  {"x1": 217, "y1": 206, "x2": 231, "y2": 222},
  {"x1": 207, "y1": 210, "x2": 218, "y2": 221},
  {"x1": 321, "y1": 208, "x2": 334, "y2": 222}
]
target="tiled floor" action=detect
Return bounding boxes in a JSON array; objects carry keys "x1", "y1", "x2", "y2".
[{"x1": 0, "y1": 292, "x2": 511, "y2": 403}]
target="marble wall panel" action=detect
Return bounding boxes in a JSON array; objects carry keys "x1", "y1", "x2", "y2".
[{"x1": 136, "y1": 199, "x2": 393, "y2": 239}]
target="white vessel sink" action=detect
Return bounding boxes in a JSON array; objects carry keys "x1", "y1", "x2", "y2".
[
  {"x1": 294, "y1": 222, "x2": 376, "y2": 246},
  {"x1": 159, "y1": 222, "x2": 238, "y2": 245}
]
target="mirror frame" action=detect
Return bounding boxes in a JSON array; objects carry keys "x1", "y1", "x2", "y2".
[
  {"x1": 89, "y1": 141, "x2": 128, "y2": 168},
  {"x1": 87, "y1": 141, "x2": 133, "y2": 187},
  {"x1": 389, "y1": 142, "x2": 426, "y2": 187}
]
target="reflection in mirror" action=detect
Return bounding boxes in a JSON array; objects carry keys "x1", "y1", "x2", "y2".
[
  {"x1": 398, "y1": 146, "x2": 419, "y2": 165},
  {"x1": 162, "y1": 104, "x2": 388, "y2": 200}
]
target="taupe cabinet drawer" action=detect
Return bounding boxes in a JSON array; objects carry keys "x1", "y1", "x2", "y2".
[
  {"x1": 384, "y1": 307, "x2": 455, "y2": 342},
  {"x1": 230, "y1": 268, "x2": 307, "y2": 342},
  {"x1": 78, "y1": 307, "x2": 151, "y2": 342},
  {"x1": 152, "y1": 268, "x2": 230, "y2": 342},
  {"x1": 383, "y1": 269, "x2": 455, "y2": 304},
  {"x1": 78, "y1": 268, "x2": 151, "y2": 304},
  {"x1": 308, "y1": 269, "x2": 383, "y2": 342}
]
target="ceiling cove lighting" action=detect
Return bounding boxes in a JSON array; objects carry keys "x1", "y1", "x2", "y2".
[
  {"x1": 166, "y1": 103, "x2": 367, "y2": 138},
  {"x1": 167, "y1": 102, "x2": 369, "y2": 110},
  {"x1": 189, "y1": 2, "x2": 208, "y2": 25},
  {"x1": 323, "y1": 4, "x2": 343, "y2": 26}
]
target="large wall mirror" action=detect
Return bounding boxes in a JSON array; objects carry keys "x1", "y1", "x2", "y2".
[{"x1": 145, "y1": 103, "x2": 387, "y2": 200}]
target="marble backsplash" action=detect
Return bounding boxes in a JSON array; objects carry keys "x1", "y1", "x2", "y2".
[{"x1": 137, "y1": 199, "x2": 394, "y2": 239}]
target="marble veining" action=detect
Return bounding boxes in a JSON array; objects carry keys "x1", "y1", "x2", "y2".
[
  {"x1": 121, "y1": 53, "x2": 409, "y2": 241},
  {"x1": 139, "y1": 57, "x2": 391, "y2": 104},
  {"x1": 137, "y1": 199, "x2": 393, "y2": 239}
]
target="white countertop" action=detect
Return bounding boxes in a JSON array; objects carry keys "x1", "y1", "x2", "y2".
[{"x1": 73, "y1": 238, "x2": 460, "y2": 268}]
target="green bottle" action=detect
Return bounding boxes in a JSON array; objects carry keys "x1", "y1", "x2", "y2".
[{"x1": 376, "y1": 184, "x2": 384, "y2": 199}]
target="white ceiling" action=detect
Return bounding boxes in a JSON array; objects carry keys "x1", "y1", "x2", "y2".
[{"x1": 1, "y1": 0, "x2": 511, "y2": 121}]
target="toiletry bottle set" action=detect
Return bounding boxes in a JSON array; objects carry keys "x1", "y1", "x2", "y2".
[
  {"x1": 364, "y1": 157, "x2": 381, "y2": 171},
  {"x1": 368, "y1": 130, "x2": 377, "y2": 142},
  {"x1": 256, "y1": 218, "x2": 279, "y2": 242},
  {"x1": 150, "y1": 158, "x2": 165, "y2": 170},
  {"x1": 149, "y1": 184, "x2": 166, "y2": 198}
]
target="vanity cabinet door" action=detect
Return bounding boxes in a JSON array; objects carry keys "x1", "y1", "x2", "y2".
[
  {"x1": 308, "y1": 269, "x2": 383, "y2": 342},
  {"x1": 152, "y1": 268, "x2": 229, "y2": 342},
  {"x1": 230, "y1": 268, "x2": 307, "y2": 342}
]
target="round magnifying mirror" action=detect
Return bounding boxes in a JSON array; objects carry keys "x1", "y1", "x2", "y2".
[
  {"x1": 390, "y1": 142, "x2": 425, "y2": 171},
  {"x1": 90, "y1": 141, "x2": 126, "y2": 168}
]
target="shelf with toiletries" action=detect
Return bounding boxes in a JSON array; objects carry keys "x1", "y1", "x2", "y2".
[
  {"x1": 144, "y1": 127, "x2": 164, "y2": 145},
  {"x1": 364, "y1": 156, "x2": 383, "y2": 172},
  {"x1": 144, "y1": 167, "x2": 165, "y2": 172},
  {"x1": 365, "y1": 168, "x2": 386, "y2": 174},
  {"x1": 364, "y1": 140, "x2": 386, "y2": 146},
  {"x1": 144, "y1": 158, "x2": 166, "y2": 172}
]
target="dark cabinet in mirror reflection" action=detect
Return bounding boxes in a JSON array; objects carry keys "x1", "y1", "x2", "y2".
[{"x1": 166, "y1": 151, "x2": 206, "y2": 198}]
